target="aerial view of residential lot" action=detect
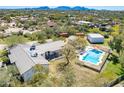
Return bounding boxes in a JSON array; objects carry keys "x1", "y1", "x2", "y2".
[{"x1": 0, "y1": 6, "x2": 124, "y2": 87}]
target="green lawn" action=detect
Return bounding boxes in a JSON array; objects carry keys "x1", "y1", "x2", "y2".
[{"x1": 99, "y1": 61, "x2": 122, "y2": 81}]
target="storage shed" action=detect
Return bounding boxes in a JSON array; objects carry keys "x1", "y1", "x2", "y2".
[{"x1": 87, "y1": 33, "x2": 104, "y2": 43}]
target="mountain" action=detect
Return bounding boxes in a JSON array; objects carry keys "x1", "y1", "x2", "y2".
[
  {"x1": 72, "y1": 6, "x2": 90, "y2": 10},
  {"x1": 54, "y1": 6, "x2": 71, "y2": 10},
  {"x1": 32, "y1": 6, "x2": 93, "y2": 11},
  {"x1": 0, "y1": 6, "x2": 94, "y2": 11},
  {"x1": 32, "y1": 6, "x2": 50, "y2": 10}
]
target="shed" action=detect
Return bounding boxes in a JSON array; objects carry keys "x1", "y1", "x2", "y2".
[
  {"x1": 75, "y1": 32, "x2": 84, "y2": 36},
  {"x1": 87, "y1": 33, "x2": 104, "y2": 43}
]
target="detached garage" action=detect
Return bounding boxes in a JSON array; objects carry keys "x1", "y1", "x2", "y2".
[{"x1": 87, "y1": 33, "x2": 104, "y2": 43}]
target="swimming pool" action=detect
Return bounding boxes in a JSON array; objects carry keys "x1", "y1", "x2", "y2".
[{"x1": 81, "y1": 49, "x2": 104, "y2": 65}]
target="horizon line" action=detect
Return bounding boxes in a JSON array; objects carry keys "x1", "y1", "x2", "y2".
[{"x1": 0, "y1": 6, "x2": 124, "y2": 11}]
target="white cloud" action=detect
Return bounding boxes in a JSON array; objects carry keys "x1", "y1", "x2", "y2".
[{"x1": 0, "y1": 0, "x2": 123, "y2": 6}]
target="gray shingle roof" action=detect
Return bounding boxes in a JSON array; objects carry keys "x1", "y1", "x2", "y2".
[
  {"x1": 8, "y1": 40, "x2": 65, "y2": 75},
  {"x1": 36, "y1": 40, "x2": 65, "y2": 54},
  {"x1": 9, "y1": 45, "x2": 48, "y2": 75}
]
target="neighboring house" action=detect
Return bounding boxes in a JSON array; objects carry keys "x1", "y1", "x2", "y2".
[
  {"x1": 5, "y1": 28, "x2": 22, "y2": 35},
  {"x1": 75, "y1": 32, "x2": 85, "y2": 36},
  {"x1": 0, "y1": 22, "x2": 8, "y2": 27},
  {"x1": 20, "y1": 16, "x2": 29, "y2": 21},
  {"x1": 0, "y1": 62, "x2": 2, "y2": 67},
  {"x1": 76, "y1": 20, "x2": 91, "y2": 25},
  {"x1": 0, "y1": 44, "x2": 7, "y2": 50},
  {"x1": 58, "y1": 32, "x2": 69, "y2": 37},
  {"x1": 99, "y1": 24, "x2": 112, "y2": 32},
  {"x1": 9, "y1": 21, "x2": 16, "y2": 28},
  {"x1": 87, "y1": 33, "x2": 104, "y2": 43},
  {"x1": 47, "y1": 20, "x2": 56, "y2": 27},
  {"x1": 22, "y1": 30, "x2": 40, "y2": 35},
  {"x1": 8, "y1": 40, "x2": 65, "y2": 81}
]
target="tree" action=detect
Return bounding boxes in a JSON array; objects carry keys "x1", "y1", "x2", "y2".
[
  {"x1": 2, "y1": 15, "x2": 12, "y2": 23},
  {"x1": 88, "y1": 28, "x2": 100, "y2": 33},
  {"x1": 29, "y1": 64, "x2": 48, "y2": 86},
  {"x1": 0, "y1": 49, "x2": 8, "y2": 57},
  {"x1": 36, "y1": 32, "x2": 46, "y2": 43},
  {"x1": 61, "y1": 65, "x2": 76, "y2": 87},
  {"x1": 60, "y1": 43, "x2": 76, "y2": 69},
  {"x1": 0, "y1": 56, "x2": 9, "y2": 63},
  {"x1": 119, "y1": 51, "x2": 124, "y2": 68},
  {"x1": 0, "y1": 80, "x2": 8, "y2": 87},
  {"x1": 7, "y1": 65, "x2": 22, "y2": 87},
  {"x1": 4, "y1": 35, "x2": 28, "y2": 47},
  {"x1": 109, "y1": 34, "x2": 123, "y2": 53},
  {"x1": 76, "y1": 37, "x2": 87, "y2": 50},
  {"x1": 0, "y1": 33, "x2": 4, "y2": 39}
]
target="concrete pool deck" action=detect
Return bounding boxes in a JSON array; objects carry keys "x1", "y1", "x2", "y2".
[{"x1": 77, "y1": 45, "x2": 110, "y2": 72}]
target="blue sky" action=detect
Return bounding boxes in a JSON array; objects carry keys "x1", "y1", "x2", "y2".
[{"x1": 0, "y1": 6, "x2": 124, "y2": 10}]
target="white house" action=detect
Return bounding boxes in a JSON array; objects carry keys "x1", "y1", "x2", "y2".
[
  {"x1": 87, "y1": 33, "x2": 104, "y2": 43},
  {"x1": 76, "y1": 20, "x2": 91, "y2": 25},
  {"x1": 8, "y1": 40, "x2": 65, "y2": 81}
]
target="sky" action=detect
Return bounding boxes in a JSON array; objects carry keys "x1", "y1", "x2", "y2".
[{"x1": 0, "y1": 0, "x2": 124, "y2": 10}]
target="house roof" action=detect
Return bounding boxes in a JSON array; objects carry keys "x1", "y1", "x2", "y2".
[
  {"x1": 88, "y1": 33, "x2": 104, "y2": 38},
  {"x1": 77, "y1": 21, "x2": 91, "y2": 24},
  {"x1": 8, "y1": 40, "x2": 64, "y2": 75},
  {"x1": 8, "y1": 45, "x2": 48, "y2": 75},
  {"x1": 36, "y1": 40, "x2": 65, "y2": 54},
  {"x1": 47, "y1": 20, "x2": 57, "y2": 27}
]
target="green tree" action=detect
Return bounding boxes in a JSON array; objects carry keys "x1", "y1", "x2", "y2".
[
  {"x1": 60, "y1": 43, "x2": 76, "y2": 69},
  {"x1": 76, "y1": 37, "x2": 87, "y2": 49},
  {"x1": 29, "y1": 64, "x2": 48, "y2": 86},
  {"x1": 0, "y1": 49, "x2": 8, "y2": 57},
  {"x1": 119, "y1": 51, "x2": 124, "y2": 68},
  {"x1": 88, "y1": 28, "x2": 100, "y2": 33},
  {"x1": 0, "y1": 56, "x2": 9, "y2": 63},
  {"x1": 61, "y1": 65, "x2": 76, "y2": 87},
  {"x1": 109, "y1": 35, "x2": 123, "y2": 53}
]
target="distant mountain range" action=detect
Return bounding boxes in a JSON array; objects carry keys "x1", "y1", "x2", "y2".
[
  {"x1": 31, "y1": 6, "x2": 94, "y2": 10},
  {"x1": 5, "y1": 6, "x2": 94, "y2": 11}
]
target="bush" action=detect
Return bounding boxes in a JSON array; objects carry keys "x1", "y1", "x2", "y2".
[
  {"x1": 104, "y1": 34, "x2": 109, "y2": 38},
  {"x1": 0, "y1": 50, "x2": 8, "y2": 57},
  {"x1": 0, "y1": 56, "x2": 9, "y2": 63},
  {"x1": 0, "y1": 33, "x2": 4, "y2": 39}
]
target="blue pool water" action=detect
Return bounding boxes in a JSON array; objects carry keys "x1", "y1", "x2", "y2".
[{"x1": 82, "y1": 49, "x2": 103, "y2": 64}]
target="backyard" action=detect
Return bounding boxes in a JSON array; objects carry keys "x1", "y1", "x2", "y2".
[{"x1": 49, "y1": 56, "x2": 122, "y2": 86}]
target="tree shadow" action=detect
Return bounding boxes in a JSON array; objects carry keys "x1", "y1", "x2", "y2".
[{"x1": 108, "y1": 54, "x2": 119, "y2": 65}]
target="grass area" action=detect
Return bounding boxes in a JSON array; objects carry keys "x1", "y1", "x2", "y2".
[
  {"x1": 99, "y1": 61, "x2": 121, "y2": 80},
  {"x1": 0, "y1": 39, "x2": 4, "y2": 44},
  {"x1": 103, "y1": 38, "x2": 111, "y2": 46}
]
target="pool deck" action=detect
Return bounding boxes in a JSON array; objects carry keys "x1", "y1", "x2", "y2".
[{"x1": 77, "y1": 45, "x2": 111, "y2": 72}]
